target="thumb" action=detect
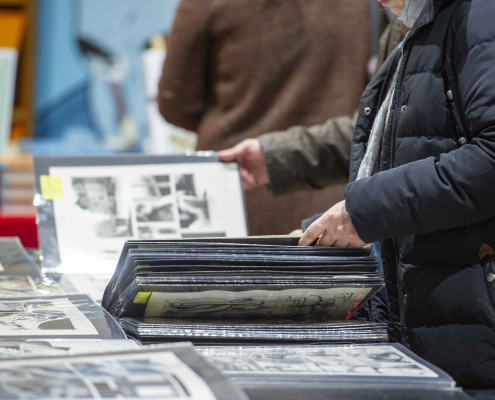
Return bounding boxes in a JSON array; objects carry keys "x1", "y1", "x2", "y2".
[{"x1": 218, "y1": 146, "x2": 241, "y2": 162}]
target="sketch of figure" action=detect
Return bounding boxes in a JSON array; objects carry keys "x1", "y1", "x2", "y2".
[
  {"x1": 288, "y1": 293, "x2": 354, "y2": 318},
  {"x1": 158, "y1": 293, "x2": 353, "y2": 318},
  {"x1": 131, "y1": 176, "x2": 171, "y2": 198},
  {"x1": 175, "y1": 174, "x2": 210, "y2": 229},
  {"x1": 0, "y1": 300, "x2": 76, "y2": 333},
  {"x1": 71, "y1": 177, "x2": 132, "y2": 238},
  {"x1": 162, "y1": 298, "x2": 266, "y2": 316},
  {"x1": 0, "y1": 313, "x2": 72, "y2": 332},
  {"x1": 136, "y1": 201, "x2": 174, "y2": 222}
]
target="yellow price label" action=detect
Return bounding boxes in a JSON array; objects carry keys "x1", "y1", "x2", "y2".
[
  {"x1": 134, "y1": 292, "x2": 152, "y2": 304},
  {"x1": 40, "y1": 175, "x2": 64, "y2": 200}
]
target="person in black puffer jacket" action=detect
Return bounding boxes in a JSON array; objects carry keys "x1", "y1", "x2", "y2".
[{"x1": 298, "y1": 0, "x2": 495, "y2": 393}]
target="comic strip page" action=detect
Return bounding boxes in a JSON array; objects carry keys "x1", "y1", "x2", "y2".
[
  {"x1": 198, "y1": 345, "x2": 440, "y2": 378},
  {"x1": 0, "y1": 297, "x2": 98, "y2": 337},
  {"x1": 144, "y1": 287, "x2": 373, "y2": 320},
  {"x1": 50, "y1": 162, "x2": 246, "y2": 273}
]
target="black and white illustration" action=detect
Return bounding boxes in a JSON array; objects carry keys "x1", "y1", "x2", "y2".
[
  {"x1": 175, "y1": 174, "x2": 210, "y2": 230},
  {"x1": 0, "y1": 276, "x2": 39, "y2": 297},
  {"x1": 144, "y1": 288, "x2": 372, "y2": 320},
  {"x1": 0, "y1": 297, "x2": 98, "y2": 337},
  {"x1": 49, "y1": 161, "x2": 246, "y2": 274},
  {"x1": 135, "y1": 201, "x2": 175, "y2": 223},
  {"x1": 131, "y1": 175, "x2": 172, "y2": 199},
  {"x1": 198, "y1": 345, "x2": 441, "y2": 378},
  {"x1": 72, "y1": 177, "x2": 133, "y2": 238},
  {"x1": 0, "y1": 350, "x2": 218, "y2": 400}
]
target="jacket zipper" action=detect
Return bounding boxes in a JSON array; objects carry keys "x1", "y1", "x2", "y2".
[
  {"x1": 389, "y1": 39, "x2": 414, "y2": 347},
  {"x1": 365, "y1": 50, "x2": 400, "y2": 324},
  {"x1": 378, "y1": 50, "x2": 401, "y2": 112}
]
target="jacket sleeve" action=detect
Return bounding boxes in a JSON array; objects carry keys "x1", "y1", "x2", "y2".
[
  {"x1": 257, "y1": 20, "x2": 404, "y2": 197},
  {"x1": 345, "y1": 1, "x2": 495, "y2": 244},
  {"x1": 158, "y1": 0, "x2": 211, "y2": 132},
  {"x1": 258, "y1": 112, "x2": 356, "y2": 196}
]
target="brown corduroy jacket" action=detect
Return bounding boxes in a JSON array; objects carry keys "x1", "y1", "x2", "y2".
[{"x1": 159, "y1": 0, "x2": 390, "y2": 235}]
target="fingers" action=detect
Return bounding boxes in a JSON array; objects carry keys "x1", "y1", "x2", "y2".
[
  {"x1": 239, "y1": 168, "x2": 255, "y2": 191},
  {"x1": 219, "y1": 139, "x2": 257, "y2": 162},
  {"x1": 317, "y1": 231, "x2": 337, "y2": 247},
  {"x1": 218, "y1": 146, "x2": 240, "y2": 162},
  {"x1": 299, "y1": 217, "x2": 327, "y2": 246},
  {"x1": 332, "y1": 236, "x2": 349, "y2": 248}
]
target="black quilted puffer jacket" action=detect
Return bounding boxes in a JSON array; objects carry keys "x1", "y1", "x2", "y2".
[{"x1": 345, "y1": 0, "x2": 495, "y2": 390}]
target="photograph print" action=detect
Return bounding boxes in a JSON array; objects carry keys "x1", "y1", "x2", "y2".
[
  {"x1": 175, "y1": 174, "x2": 210, "y2": 230},
  {"x1": 72, "y1": 177, "x2": 133, "y2": 238},
  {"x1": 131, "y1": 173, "x2": 180, "y2": 239},
  {"x1": 47, "y1": 161, "x2": 247, "y2": 273},
  {"x1": 130, "y1": 175, "x2": 172, "y2": 199}
]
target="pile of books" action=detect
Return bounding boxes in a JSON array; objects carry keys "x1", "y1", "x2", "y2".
[
  {"x1": 0, "y1": 154, "x2": 35, "y2": 216},
  {"x1": 102, "y1": 236, "x2": 387, "y2": 345}
]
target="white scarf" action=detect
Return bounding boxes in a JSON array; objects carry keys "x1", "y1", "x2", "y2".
[
  {"x1": 399, "y1": 0, "x2": 429, "y2": 28},
  {"x1": 356, "y1": 0, "x2": 428, "y2": 180}
]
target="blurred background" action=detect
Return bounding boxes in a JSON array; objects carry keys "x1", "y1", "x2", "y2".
[
  {"x1": 0, "y1": 0, "x2": 389, "y2": 248},
  {"x1": 0, "y1": 0, "x2": 191, "y2": 245}
]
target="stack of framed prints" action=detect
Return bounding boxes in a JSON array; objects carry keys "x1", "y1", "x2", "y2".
[
  {"x1": 102, "y1": 236, "x2": 386, "y2": 344},
  {"x1": 0, "y1": 343, "x2": 247, "y2": 400},
  {"x1": 33, "y1": 154, "x2": 247, "y2": 275},
  {"x1": 0, "y1": 294, "x2": 126, "y2": 340}
]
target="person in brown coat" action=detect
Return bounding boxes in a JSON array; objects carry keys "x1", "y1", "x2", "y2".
[
  {"x1": 158, "y1": 0, "x2": 377, "y2": 236},
  {"x1": 219, "y1": 18, "x2": 403, "y2": 208}
]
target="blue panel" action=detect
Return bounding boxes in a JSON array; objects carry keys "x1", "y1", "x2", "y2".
[{"x1": 34, "y1": 0, "x2": 180, "y2": 153}]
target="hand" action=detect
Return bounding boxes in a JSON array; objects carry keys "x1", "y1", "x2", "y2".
[
  {"x1": 218, "y1": 139, "x2": 269, "y2": 191},
  {"x1": 298, "y1": 200, "x2": 366, "y2": 248},
  {"x1": 289, "y1": 229, "x2": 303, "y2": 236}
]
